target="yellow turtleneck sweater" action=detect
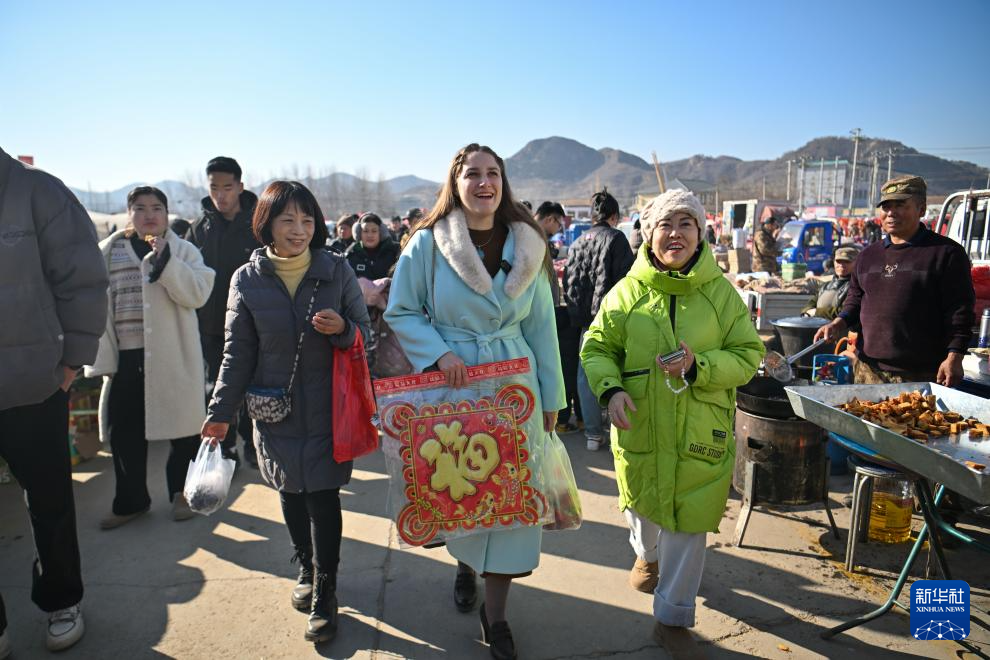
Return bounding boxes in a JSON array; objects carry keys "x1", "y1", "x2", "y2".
[{"x1": 267, "y1": 247, "x2": 312, "y2": 298}]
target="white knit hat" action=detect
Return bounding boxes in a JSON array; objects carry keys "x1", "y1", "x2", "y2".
[{"x1": 639, "y1": 189, "x2": 707, "y2": 245}]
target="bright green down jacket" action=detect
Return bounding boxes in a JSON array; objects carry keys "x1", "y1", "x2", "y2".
[{"x1": 581, "y1": 242, "x2": 764, "y2": 533}]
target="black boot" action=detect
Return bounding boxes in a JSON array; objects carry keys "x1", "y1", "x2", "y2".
[
  {"x1": 454, "y1": 562, "x2": 477, "y2": 612},
  {"x1": 305, "y1": 572, "x2": 338, "y2": 643},
  {"x1": 290, "y1": 549, "x2": 314, "y2": 611}
]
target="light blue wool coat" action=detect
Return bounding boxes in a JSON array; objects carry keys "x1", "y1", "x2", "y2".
[{"x1": 385, "y1": 210, "x2": 566, "y2": 574}]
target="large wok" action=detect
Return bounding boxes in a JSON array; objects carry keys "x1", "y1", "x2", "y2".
[{"x1": 736, "y1": 376, "x2": 808, "y2": 419}]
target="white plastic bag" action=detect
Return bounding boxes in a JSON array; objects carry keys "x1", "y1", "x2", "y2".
[
  {"x1": 183, "y1": 442, "x2": 236, "y2": 515},
  {"x1": 542, "y1": 432, "x2": 582, "y2": 531}
]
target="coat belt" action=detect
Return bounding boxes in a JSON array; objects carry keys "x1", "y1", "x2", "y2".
[{"x1": 434, "y1": 323, "x2": 522, "y2": 364}]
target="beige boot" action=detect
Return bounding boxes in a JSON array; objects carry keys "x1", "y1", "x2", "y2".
[
  {"x1": 629, "y1": 557, "x2": 659, "y2": 593},
  {"x1": 653, "y1": 622, "x2": 707, "y2": 659}
]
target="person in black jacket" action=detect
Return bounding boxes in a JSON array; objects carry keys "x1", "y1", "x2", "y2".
[
  {"x1": 327, "y1": 213, "x2": 358, "y2": 254},
  {"x1": 344, "y1": 213, "x2": 400, "y2": 280},
  {"x1": 564, "y1": 188, "x2": 634, "y2": 450},
  {"x1": 187, "y1": 156, "x2": 261, "y2": 468}
]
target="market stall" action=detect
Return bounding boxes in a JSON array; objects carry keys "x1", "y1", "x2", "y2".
[{"x1": 785, "y1": 382, "x2": 990, "y2": 643}]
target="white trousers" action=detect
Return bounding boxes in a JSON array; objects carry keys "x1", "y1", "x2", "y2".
[{"x1": 624, "y1": 508, "x2": 707, "y2": 627}]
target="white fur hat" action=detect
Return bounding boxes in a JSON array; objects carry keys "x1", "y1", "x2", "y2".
[{"x1": 639, "y1": 189, "x2": 707, "y2": 245}]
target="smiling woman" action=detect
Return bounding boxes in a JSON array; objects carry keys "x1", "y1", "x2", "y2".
[
  {"x1": 580, "y1": 188, "x2": 764, "y2": 651},
  {"x1": 203, "y1": 180, "x2": 370, "y2": 644},
  {"x1": 385, "y1": 144, "x2": 565, "y2": 660}
]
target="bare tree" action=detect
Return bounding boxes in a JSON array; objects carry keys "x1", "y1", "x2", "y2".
[
  {"x1": 353, "y1": 167, "x2": 372, "y2": 212},
  {"x1": 375, "y1": 172, "x2": 395, "y2": 216}
]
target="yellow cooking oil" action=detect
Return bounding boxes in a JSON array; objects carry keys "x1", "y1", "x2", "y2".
[{"x1": 868, "y1": 477, "x2": 913, "y2": 544}]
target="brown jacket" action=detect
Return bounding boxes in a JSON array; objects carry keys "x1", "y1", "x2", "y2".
[{"x1": 752, "y1": 227, "x2": 780, "y2": 274}]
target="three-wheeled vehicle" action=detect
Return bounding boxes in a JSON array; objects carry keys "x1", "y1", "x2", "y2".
[{"x1": 776, "y1": 220, "x2": 842, "y2": 275}]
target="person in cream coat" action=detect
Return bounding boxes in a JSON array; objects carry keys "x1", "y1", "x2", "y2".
[{"x1": 86, "y1": 186, "x2": 214, "y2": 528}]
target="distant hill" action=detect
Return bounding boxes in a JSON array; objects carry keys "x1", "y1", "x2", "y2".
[
  {"x1": 506, "y1": 135, "x2": 989, "y2": 205},
  {"x1": 72, "y1": 135, "x2": 989, "y2": 217},
  {"x1": 73, "y1": 173, "x2": 443, "y2": 218},
  {"x1": 506, "y1": 136, "x2": 657, "y2": 203}
]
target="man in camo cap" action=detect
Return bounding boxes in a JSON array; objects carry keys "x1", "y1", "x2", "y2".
[{"x1": 815, "y1": 175, "x2": 974, "y2": 386}]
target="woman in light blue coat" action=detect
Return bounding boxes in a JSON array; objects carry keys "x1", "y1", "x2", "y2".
[{"x1": 385, "y1": 143, "x2": 565, "y2": 660}]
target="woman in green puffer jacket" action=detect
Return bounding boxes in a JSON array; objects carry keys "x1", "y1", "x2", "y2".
[{"x1": 580, "y1": 190, "x2": 763, "y2": 651}]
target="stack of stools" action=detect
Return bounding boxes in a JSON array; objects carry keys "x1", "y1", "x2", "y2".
[{"x1": 844, "y1": 453, "x2": 911, "y2": 571}]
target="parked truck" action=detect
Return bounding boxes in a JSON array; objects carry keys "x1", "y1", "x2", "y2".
[{"x1": 934, "y1": 188, "x2": 990, "y2": 316}]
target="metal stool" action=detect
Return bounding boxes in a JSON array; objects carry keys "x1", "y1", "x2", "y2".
[{"x1": 845, "y1": 454, "x2": 910, "y2": 571}]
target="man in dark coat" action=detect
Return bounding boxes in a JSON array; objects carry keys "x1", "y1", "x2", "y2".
[
  {"x1": 563, "y1": 189, "x2": 634, "y2": 450},
  {"x1": 0, "y1": 147, "x2": 108, "y2": 652},
  {"x1": 187, "y1": 156, "x2": 260, "y2": 467}
]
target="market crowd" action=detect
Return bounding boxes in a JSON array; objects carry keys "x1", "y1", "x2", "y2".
[{"x1": 0, "y1": 142, "x2": 977, "y2": 660}]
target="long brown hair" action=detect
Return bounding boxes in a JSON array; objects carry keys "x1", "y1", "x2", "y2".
[{"x1": 409, "y1": 143, "x2": 553, "y2": 279}]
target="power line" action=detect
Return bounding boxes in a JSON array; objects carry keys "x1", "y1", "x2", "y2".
[{"x1": 916, "y1": 146, "x2": 990, "y2": 151}]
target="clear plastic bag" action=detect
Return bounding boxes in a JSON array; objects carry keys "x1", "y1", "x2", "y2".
[
  {"x1": 183, "y1": 442, "x2": 236, "y2": 515},
  {"x1": 542, "y1": 432, "x2": 583, "y2": 531},
  {"x1": 374, "y1": 358, "x2": 553, "y2": 547}
]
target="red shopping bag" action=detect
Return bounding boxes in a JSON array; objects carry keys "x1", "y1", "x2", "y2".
[{"x1": 332, "y1": 330, "x2": 379, "y2": 462}]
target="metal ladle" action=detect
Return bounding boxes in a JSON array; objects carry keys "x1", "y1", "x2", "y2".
[{"x1": 763, "y1": 338, "x2": 828, "y2": 383}]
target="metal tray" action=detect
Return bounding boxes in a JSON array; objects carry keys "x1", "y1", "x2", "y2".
[{"x1": 784, "y1": 382, "x2": 990, "y2": 504}]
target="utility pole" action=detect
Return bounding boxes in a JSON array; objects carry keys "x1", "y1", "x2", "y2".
[
  {"x1": 886, "y1": 148, "x2": 894, "y2": 181},
  {"x1": 848, "y1": 128, "x2": 862, "y2": 210},
  {"x1": 798, "y1": 157, "x2": 806, "y2": 211},
  {"x1": 832, "y1": 156, "x2": 840, "y2": 203},
  {"x1": 762, "y1": 175, "x2": 767, "y2": 199},
  {"x1": 817, "y1": 158, "x2": 825, "y2": 204},
  {"x1": 786, "y1": 160, "x2": 792, "y2": 202},
  {"x1": 870, "y1": 152, "x2": 880, "y2": 207}
]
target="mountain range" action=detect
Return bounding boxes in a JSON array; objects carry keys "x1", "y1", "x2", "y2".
[{"x1": 73, "y1": 136, "x2": 989, "y2": 217}]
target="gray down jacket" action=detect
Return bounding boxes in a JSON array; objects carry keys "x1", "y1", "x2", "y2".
[
  {"x1": 0, "y1": 148, "x2": 109, "y2": 410},
  {"x1": 207, "y1": 247, "x2": 371, "y2": 493}
]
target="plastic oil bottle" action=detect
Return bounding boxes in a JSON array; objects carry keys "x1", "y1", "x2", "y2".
[{"x1": 868, "y1": 477, "x2": 913, "y2": 543}]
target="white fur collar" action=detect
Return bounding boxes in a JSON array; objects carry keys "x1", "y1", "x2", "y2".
[{"x1": 433, "y1": 210, "x2": 547, "y2": 299}]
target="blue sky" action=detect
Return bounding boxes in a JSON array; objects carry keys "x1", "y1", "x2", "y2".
[{"x1": 2, "y1": 0, "x2": 988, "y2": 190}]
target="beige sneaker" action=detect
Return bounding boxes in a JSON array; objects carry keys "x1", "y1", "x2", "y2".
[
  {"x1": 171, "y1": 494, "x2": 195, "y2": 522},
  {"x1": 653, "y1": 622, "x2": 706, "y2": 659},
  {"x1": 99, "y1": 508, "x2": 148, "y2": 530},
  {"x1": 47, "y1": 604, "x2": 85, "y2": 651},
  {"x1": 629, "y1": 557, "x2": 659, "y2": 593}
]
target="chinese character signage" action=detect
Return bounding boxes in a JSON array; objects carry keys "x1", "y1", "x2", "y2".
[
  {"x1": 910, "y1": 580, "x2": 970, "y2": 640},
  {"x1": 375, "y1": 358, "x2": 551, "y2": 547}
]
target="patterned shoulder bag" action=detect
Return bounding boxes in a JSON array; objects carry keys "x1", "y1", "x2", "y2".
[{"x1": 245, "y1": 280, "x2": 321, "y2": 423}]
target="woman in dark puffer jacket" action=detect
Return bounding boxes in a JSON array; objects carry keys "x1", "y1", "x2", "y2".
[{"x1": 202, "y1": 181, "x2": 370, "y2": 644}]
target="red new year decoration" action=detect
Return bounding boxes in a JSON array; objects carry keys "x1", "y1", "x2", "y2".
[{"x1": 376, "y1": 359, "x2": 546, "y2": 546}]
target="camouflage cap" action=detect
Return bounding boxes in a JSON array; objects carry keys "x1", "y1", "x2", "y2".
[
  {"x1": 878, "y1": 175, "x2": 926, "y2": 206},
  {"x1": 834, "y1": 246, "x2": 860, "y2": 262}
]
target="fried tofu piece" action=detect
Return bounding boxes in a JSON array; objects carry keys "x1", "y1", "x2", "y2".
[
  {"x1": 965, "y1": 461, "x2": 987, "y2": 471},
  {"x1": 836, "y1": 392, "x2": 977, "y2": 444}
]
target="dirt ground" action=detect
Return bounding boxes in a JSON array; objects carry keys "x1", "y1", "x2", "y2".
[{"x1": 1, "y1": 432, "x2": 988, "y2": 659}]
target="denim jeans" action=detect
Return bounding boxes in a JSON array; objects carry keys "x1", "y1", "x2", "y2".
[{"x1": 576, "y1": 327, "x2": 604, "y2": 439}]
